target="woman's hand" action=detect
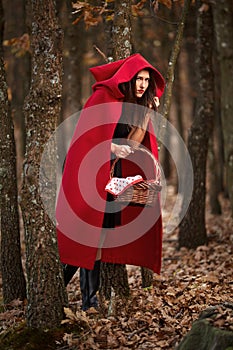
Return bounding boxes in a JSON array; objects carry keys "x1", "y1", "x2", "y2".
[
  {"x1": 149, "y1": 97, "x2": 160, "y2": 109},
  {"x1": 154, "y1": 96, "x2": 160, "y2": 108},
  {"x1": 111, "y1": 143, "x2": 133, "y2": 158}
]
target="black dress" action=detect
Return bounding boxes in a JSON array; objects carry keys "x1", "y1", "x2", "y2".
[{"x1": 102, "y1": 121, "x2": 131, "y2": 228}]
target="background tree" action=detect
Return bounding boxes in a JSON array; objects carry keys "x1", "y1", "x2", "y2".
[
  {"x1": 20, "y1": 0, "x2": 67, "y2": 328},
  {"x1": 212, "y1": 0, "x2": 233, "y2": 216},
  {"x1": 100, "y1": 0, "x2": 132, "y2": 302},
  {"x1": 178, "y1": 0, "x2": 214, "y2": 248},
  {"x1": 159, "y1": 0, "x2": 191, "y2": 151},
  {"x1": 102, "y1": 0, "x2": 115, "y2": 58},
  {"x1": 0, "y1": 0, "x2": 26, "y2": 304},
  {"x1": 57, "y1": 0, "x2": 84, "y2": 121},
  {"x1": 2, "y1": 0, "x2": 30, "y2": 176}
]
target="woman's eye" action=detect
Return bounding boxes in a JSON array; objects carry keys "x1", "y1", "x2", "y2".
[{"x1": 136, "y1": 77, "x2": 149, "y2": 82}]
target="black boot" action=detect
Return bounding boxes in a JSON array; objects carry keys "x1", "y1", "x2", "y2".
[
  {"x1": 88, "y1": 260, "x2": 101, "y2": 309},
  {"x1": 63, "y1": 264, "x2": 79, "y2": 286},
  {"x1": 80, "y1": 260, "x2": 100, "y2": 311}
]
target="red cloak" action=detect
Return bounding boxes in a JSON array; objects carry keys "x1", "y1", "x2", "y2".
[{"x1": 56, "y1": 53, "x2": 165, "y2": 273}]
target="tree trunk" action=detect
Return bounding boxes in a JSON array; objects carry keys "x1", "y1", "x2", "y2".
[
  {"x1": 141, "y1": 267, "x2": 153, "y2": 288},
  {"x1": 208, "y1": 46, "x2": 223, "y2": 215},
  {"x1": 100, "y1": 263, "x2": 130, "y2": 299},
  {"x1": 208, "y1": 135, "x2": 222, "y2": 215},
  {"x1": 57, "y1": 0, "x2": 84, "y2": 121},
  {"x1": 0, "y1": 0, "x2": 26, "y2": 304},
  {"x1": 102, "y1": 0, "x2": 114, "y2": 58},
  {"x1": 112, "y1": 0, "x2": 132, "y2": 60},
  {"x1": 100, "y1": 0, "x2": 132, "y2": 301},
  {"x1": 20, "y1": 0, "x2": 67, "y2": 328},
  {"x1": 2, "y1": 0, "x2": 30, "y2": 171},
  {"x1": 178, "y1": 1, "x2": 214, "y2": 248},
  {"x1": 213, "y1": 78, "x2": 225, "y2": 196},
  {"x1": 212, "y1": 0, "x2": 233, "y2": 216}
]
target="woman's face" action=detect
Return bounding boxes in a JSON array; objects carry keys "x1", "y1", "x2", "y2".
[{"x1": 135, "y1": 70, "x2": 150, "y2": 98}]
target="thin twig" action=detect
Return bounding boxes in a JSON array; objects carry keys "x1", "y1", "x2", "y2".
[
  {"x1": 93, "y1": 45, "x2": 108, "y2": 63},
  {"x1": 127, "y1": 325, "x2": 148, "y2": 340}
]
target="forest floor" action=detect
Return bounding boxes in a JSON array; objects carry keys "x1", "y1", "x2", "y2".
[{"x1": 0, "y1": 186, "x2": 233, "y2": 350}]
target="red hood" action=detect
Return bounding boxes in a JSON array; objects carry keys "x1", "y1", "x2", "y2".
[{"x1": 90, "y1": 53, "x2": 165, "y2": 98}]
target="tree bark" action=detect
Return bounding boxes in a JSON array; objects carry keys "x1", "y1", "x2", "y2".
[
  {"x1": 212, "y1": 0, "x2": 233, "y2": 216},
  {"x1": 100, "y1": 263, "x2": 130, "y2": 299},
  {"x1": 21, "y1": 0, "x2": 67, "y2": 328},
  {"x1": 178, "y1": 1, "x2": 214, "y2": 248},
  {"x1": 141, "y1": 267, "x2": 153, "y2": 288},
  {"x1": 0, "y1": 0, "x2": 26, "y2": 304},
  {"x1": 112, "y1": 0, "x2": 132, "y2": 60}
]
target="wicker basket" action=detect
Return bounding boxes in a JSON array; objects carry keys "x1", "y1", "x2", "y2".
[{"x1": 110, "y1": 147, "x2": 162, "y2": 207}]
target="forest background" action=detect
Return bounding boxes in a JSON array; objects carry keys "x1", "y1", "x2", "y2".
[{"x1": 0, "y1": 0, "x2": 233, "y2": 349}]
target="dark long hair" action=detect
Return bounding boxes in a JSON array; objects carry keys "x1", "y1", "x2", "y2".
[{"x1": 119, "y1": 68, "x2": 158, "y2": 127}]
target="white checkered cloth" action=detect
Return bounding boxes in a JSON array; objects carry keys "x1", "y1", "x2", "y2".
[{"x1": 105, "y1": 175, "x2": 143, "y2": 196}]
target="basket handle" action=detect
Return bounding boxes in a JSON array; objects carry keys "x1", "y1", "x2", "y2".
[{"x1": 110, "y1": 146, "x2": 161, "y2": 181}]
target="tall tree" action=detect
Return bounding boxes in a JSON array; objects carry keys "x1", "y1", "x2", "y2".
[
  {"x1": 100, "y1": 0, "x2": 132, "y2": 301},
  {"x1": 0, "y1": 0, "x2": 26, "y2": 304},
  {"x1": 212, "y1": 0, "x2": 233, "y2": 216},
  {"x1": 207, "y1": 19, "x2": 222, "y2": 215},
  {"x1": 102, "y1": 0, "x2": 114, "y2": 58},
  {"x1": 2, "y1": 0, "x2": 30, "y2": 167},
  {"x1": 178, "y1": 1, "x2": 214, "y2": 248},
  {"x1": 57, "y1": 0, "x2": 84, "y2": 120},
  {"x1": 21, "y1": 0, "x2": 67, "y2": 328}
]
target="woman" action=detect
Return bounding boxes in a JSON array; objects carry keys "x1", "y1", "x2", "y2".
[{"x1": 56, "y1": 53, "x2": 165, "y2": 310}]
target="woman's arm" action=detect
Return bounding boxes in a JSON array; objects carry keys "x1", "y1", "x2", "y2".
[
  {"x1": 127, "y1": 97, "x2": 160, "y2": 147},
  {"x1": 127, "y1": 113, "x2": 150, "y2": 147}
]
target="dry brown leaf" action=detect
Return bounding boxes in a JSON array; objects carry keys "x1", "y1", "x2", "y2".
[
  {"x1": 3, "y1": 33, "x2": 30, "y2": 56},
  {"x1": 158, "y1": 0, "x2": 172, "y2": 9},
  {"x1": 204, "y1": 273, "x2": 219, "y2": 284}
]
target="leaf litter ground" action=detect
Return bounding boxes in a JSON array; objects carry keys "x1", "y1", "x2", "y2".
[{"x1": 0, "y1": 187, "x2": 232, "y2": 349}]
